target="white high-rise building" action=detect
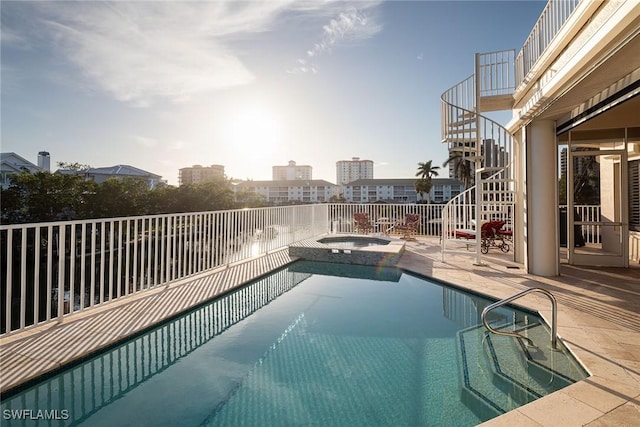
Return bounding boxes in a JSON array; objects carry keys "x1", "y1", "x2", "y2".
[
  {"x1": 336, "y1": 157, "x2": 373, "y2": 185},
  {"x1": 272, "y1": 161, "x2": 312, "y2": 181},
  {"x1": 37, "y1": 151, "x2": 51, "y2": 172}
]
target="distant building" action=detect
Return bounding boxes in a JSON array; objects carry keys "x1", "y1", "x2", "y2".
[
  {"x1": 272, "y1": 161, "x2": 312, "y2": 181},
  {"x1": 179, "y1": 164, "x2": 225, "y2": 186},
  {"x1": 336, "y1": 157, "x2": 373, "y2": 185},
  {"x1": 0, "y1": 152, "x2": 43, "y2": 189},
  {"x1": 37, "y1": 151, "x2": 51, "y2": 172},
  {"x1": 235, "y1": 180, "x2": 337, "y2": 204},
  {"x1": 58, "y1": 164, "x2": 164, "y2": 189},
  {"x1": 342, "y1": 178, "x2": 464, "y2": 204},
  {"x1": 446, "y1": 139, "x2": 506, "y2": 180}
]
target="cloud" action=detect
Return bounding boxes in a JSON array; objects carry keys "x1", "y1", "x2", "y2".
[
  {"x1": 131, "y1": 135, "x2": 158, "y2": 148},
  {"x1": 7, "y1": 2, "x2": 301, "y2": 106},
  {"x1": 288, "y1": 4, "x2": 383, "y2": 74},
  {"x1": 0, "y1": 28, "x2": 31, "y2": 49},
  {"x1": 37, "y1": 2, "x2": 288, "y2": 106},
  {"x1": 417, "y1": 53, "x2": 424, "y2": 60},
  {"x1": 167, "y1": 140, "x2": 186, "y2": 151},
  {"x1": 3, "y1": 1, "x2": 382, "y2": 103}
]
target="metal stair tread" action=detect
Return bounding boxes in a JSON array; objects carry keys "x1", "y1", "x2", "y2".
[{"x1": 446, "y1": 127, "x2": 477, "y2": 134}]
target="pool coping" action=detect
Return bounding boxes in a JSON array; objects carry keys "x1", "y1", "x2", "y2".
[{"x1": 288, "y1": 233, "x2": 405, "y2": 266}]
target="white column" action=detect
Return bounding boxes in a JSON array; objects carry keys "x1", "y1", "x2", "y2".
[
  {"x1": 525, "y1": 120, "x2": 558, "y2": 276},
  {"x1": 513, "y1": 127, "x2": 526, "y2": 264}
]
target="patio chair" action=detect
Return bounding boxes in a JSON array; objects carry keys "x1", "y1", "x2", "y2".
[
  {"x1": 453, "y1": 220, "x2": 510, "y2": 253},
  {"x1": 353, "y1": 212, "x2": 374, "y2": 234},
  {"x1": 395, "y1": 213, "x2": 420, "y2": 240}
]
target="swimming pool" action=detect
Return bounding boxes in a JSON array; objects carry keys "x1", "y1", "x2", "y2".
[{"x1": 0, "y1": 260, "x2": 587, "y2": 426}]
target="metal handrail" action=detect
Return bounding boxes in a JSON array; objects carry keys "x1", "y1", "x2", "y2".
[{"x1": 481, "y1": 287, "x2": 558, "y2": 349}]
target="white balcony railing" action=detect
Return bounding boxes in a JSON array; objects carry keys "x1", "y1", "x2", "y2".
[
  {"x1": 515, "y1": 0, "x2": 581, "y2": 86},
  {"x1": 479, "y1": 50, "x2": 516, "y2": 98},
  {"x1": 1, "y1": 205, "x2": 327, "y2": 335},
  {"x1": 560, "y1": 204, "x2": 602, "y2": 245},
  {"x1": 1, "y1": 203, "x2": 451, "y2": 335},
  {"x1": 0, "y1": 203, "x2": 599, "y2": 335}
]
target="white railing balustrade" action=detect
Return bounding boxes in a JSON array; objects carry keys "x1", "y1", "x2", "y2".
[
  {"x1": 515, "y1": 0, "x2": 581, "y2": 86},
  {"x1": 441, "y1": 75, "x2": 475, "y2": 144},
  {"x1": 0, "y1": 202, "x2": 599, "y2": 335},
  {"x1": 1, "y1": 205, "x2": 327, "y2": 335},
  {"x1": 478, "y1": 50, "x2": 516, "y2": 97},
  {"x1": 559, "y1": 205, "x2": 601, "y2": 245}
]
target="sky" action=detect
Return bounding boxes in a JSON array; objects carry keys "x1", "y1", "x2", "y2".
[{"x1": 1, "y1": 1, "x2": 545, "y2": 186}]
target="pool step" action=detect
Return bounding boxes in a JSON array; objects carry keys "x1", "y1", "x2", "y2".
[
  {"x1": 486, "y1": 322, "x2": 580, "y2": 398},
  {"x1": 456, "y1": 320, "x2": 583, "y2": 420},
  {"x1": 457, "y1": 324, "x2": 519, "y2": 420}
]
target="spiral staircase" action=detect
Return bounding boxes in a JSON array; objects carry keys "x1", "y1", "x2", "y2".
[{"x1": 440, "y1": 51, "x2": 517, "y2": 262}]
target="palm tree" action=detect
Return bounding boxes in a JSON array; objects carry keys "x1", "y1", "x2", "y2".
[
  {"x1": 414, "y1": 178, "x2": 432, "y2": 203},
  {"x1": 442, "y1": 152, "x2": 473, "y2": 189},
  {"x1": 415, "y1": 161, "x2": 439, "y2": 203},
  {"x1": 416, "y1": 160, "x2": 440, "y2": 180}
]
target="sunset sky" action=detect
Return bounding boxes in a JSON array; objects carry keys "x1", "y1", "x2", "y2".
[{"x1": 1, "y1": 1, "x2": 545, "y2": 185}]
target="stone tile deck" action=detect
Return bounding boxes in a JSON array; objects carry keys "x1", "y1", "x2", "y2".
[{"x1": 1, "y1": 237, "x2": 639, "y2": 426}]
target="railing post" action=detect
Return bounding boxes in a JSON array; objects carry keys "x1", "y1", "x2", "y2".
[
  {"x1": 474, "y1": 53, "x2": 484, "y2": 266},
  {"x1": 57, "y1": 225, "x2": 66, "y2": 322}
]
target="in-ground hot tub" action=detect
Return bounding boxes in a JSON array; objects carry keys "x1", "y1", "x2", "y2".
[{"x1": 289, "y1": 234, "x2": 405, "y2": 266}]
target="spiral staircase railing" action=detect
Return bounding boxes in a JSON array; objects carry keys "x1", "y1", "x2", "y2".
[{"x1": 440, "y1": 51, "x2": 516, "y2": 262}]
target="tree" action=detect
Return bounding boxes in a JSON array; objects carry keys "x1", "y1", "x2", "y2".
[
  {"x1": 235, "y1": 188, "x2": 267, "y2": 208},
  {"x1": 0, "y1": 171, "x2": 259, "y2": 223},
  {"x1": 1, "y1": 171, "x2": 95, "y2": 223},
  {"x1": 414, "y1": 178, "x2": 432, "y2": 203},
  {"x1": 558, "y1": 155, "x2": 600, "y2": 206},
  {"x1": 157, "y1": 180, "x2": 235, "y2": 213},
  {"x1": 415, "y1": 160, "x2": 440, "y2": 180},
  {"x1": 572, "y1": 156, "x2": 600, "y2": 205},
  {"x1": 415, "y1": 160, "x2": 440, "y2": 203},
  {"x1": 56, "y1": 162, "x2": 91, "y2": 171},
  {"x1": 442, "y1": 152, "x2": 473, "y2": 189},
  {"x1": 90, "y1": 177, "x2": 151, "y2": 218}
]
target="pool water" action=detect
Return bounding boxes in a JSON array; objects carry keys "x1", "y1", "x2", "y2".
[
  {"x1": 317, "y1": 236, "x2": 390, "y2": 248},
  {"x1": 320, "y1": 240, "x2": 384, "y2": 248},
  {"x1": 0, "y1": 261, "x2": 587, "y2": 426}
]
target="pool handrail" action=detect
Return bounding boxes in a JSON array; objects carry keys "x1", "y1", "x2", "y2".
[{"x1": 481, "y1": 287, "x2": 558, "y2": 349}]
